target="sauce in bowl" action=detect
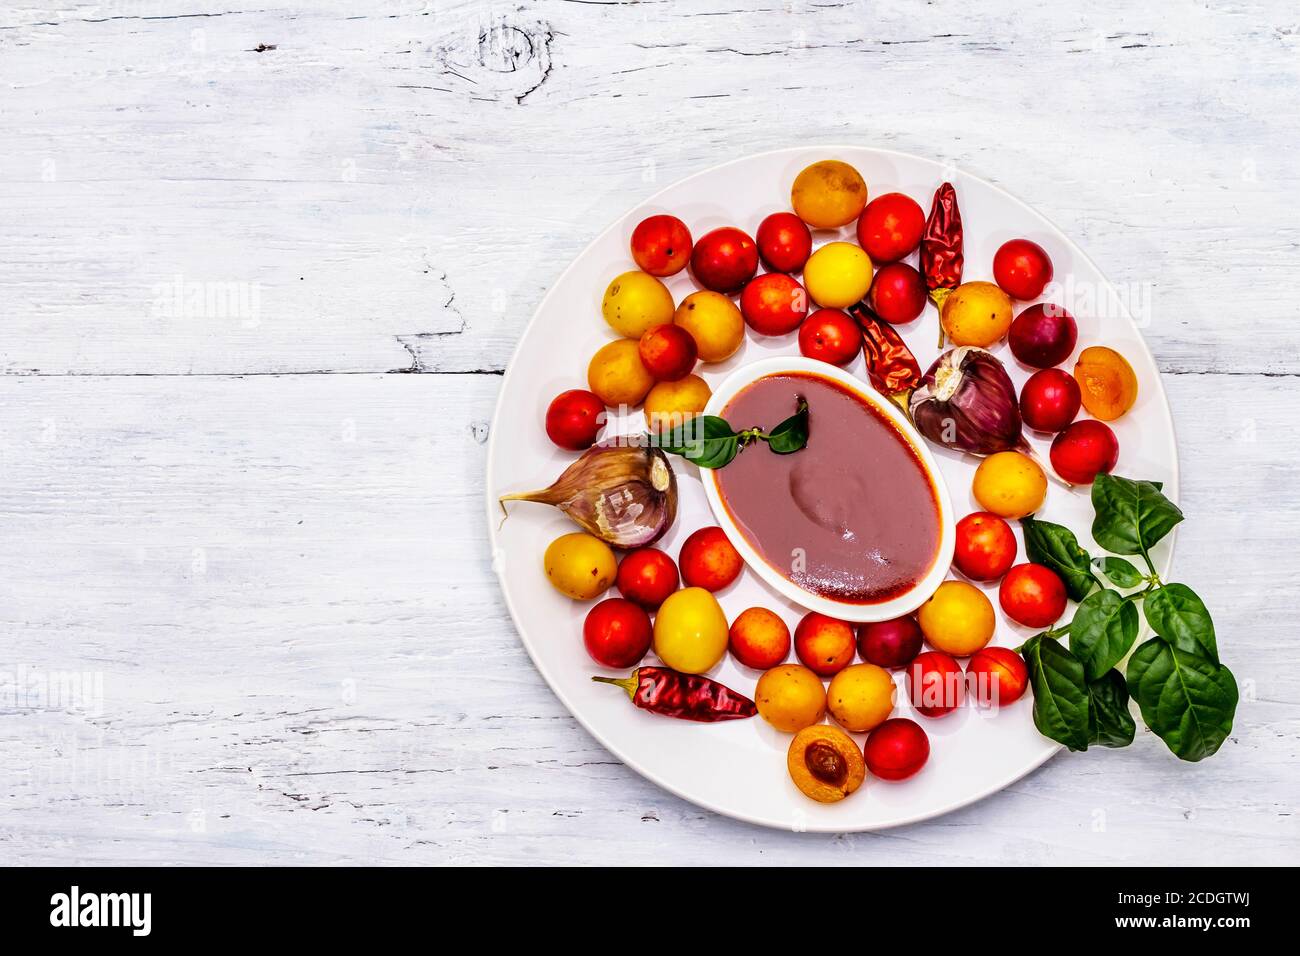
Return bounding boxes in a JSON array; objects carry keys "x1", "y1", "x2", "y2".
[{"x1": 715, "y1": 371, "x2": 941, "y2": 604}]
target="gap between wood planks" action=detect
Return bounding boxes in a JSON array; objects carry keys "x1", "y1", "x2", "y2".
[
  {"x1": 0, "y1": 369, "x2": 505, "y2": 377},
  {"x1": 0, "y1": 369, "x2": 1288, "y2": 378}
]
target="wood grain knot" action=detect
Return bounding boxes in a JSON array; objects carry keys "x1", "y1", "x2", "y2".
[{"x1": 438, "y1": 16, "x2": 554, "y2": 105}]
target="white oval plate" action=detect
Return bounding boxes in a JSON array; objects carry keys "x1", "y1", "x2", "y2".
[{"x1": 486, "y1": 146, "x2": 1178, "y2": 832}]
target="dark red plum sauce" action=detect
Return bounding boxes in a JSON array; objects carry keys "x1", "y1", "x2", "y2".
[{"x1": 716, "y1": 372, "x2": 940, "y2": 604}]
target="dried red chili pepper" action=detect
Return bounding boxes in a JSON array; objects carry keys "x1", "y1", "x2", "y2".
[
  {"x1": 592, "y1": 666, "x2": 756, "y2": 722},
  {"x1": 920, "y1": 182, "x2": 964, "y2": 345},
  {"x1": 850, "y1": 301, "x2": 922, "y2": 413}
]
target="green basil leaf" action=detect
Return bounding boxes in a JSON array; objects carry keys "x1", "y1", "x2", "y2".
[
  {"x1": 1144, "y1": 583, "x2": 1218, "y2": 663},
  {"x1": 1092, "y1": 556, "x2": 1145, "y2": 589},
  {"x1": 655, "y1": 415, "x2": 734, "y2": 452},
  {"x1": 1087, "y1": 669, "x2": 1136, "y2": 748},
  {"x1": 654, "y1": 416, "x2": 740, "y2": 469},
  {"x1": 1126, "y1": 639, "x2": 1237, "y2": 762},
  {"x1": 765, "y1": 398, "x2": 809, "y2": 455},
  {"x1": 689, "y1": 434, "x2": 740, "y2": 469},
  {"x1": 1069, "y1": 589, "x2": 1140, "y2": 682},
  {"x1": 1091, "y1": 474, "x2": 1184, "y2": 556},
  {"x1": 1022, "y1": 635, "x2": 1091, "y2": 752},
  {"x1": 1021, "y1": 516, "x2": 1096, "y2": 601}
]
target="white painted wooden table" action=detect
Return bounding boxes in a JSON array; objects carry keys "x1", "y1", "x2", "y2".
[{"x1": 2, "y1": 0, "x2": 1297, "y2": 865}]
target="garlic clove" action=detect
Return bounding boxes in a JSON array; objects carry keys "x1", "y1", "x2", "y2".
[{"x1": 500, "y1": 443, "x2": 677, "y2": 548}]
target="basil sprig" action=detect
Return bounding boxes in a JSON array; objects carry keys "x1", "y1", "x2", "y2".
[
  {"x1": 1018, "y1": 474, "x2": 1237, "y2": 762},
  {"x1": 653, "y1": 399, "x2": 809, "y2": 469},
  {"x1": 654, "y1": 416, "x2": 746, "y2": 469}
]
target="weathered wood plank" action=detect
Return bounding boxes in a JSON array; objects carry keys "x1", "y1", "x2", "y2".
[
  {"x1": 0, "y1": 371, "x2": 1293, "y2": 864},
  {"x1": 1, "y1": 1, "x2": 1297, "y2": 376}
]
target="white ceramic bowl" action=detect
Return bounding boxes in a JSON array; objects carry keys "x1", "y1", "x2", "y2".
[{"x1": 700, "y1": 356, "x2": 956, "y2": 622}]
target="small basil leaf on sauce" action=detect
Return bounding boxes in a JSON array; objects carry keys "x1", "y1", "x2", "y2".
[
  {"x1": 1091, "y1": 556, "x2": 1145, "y2": 589},
  {"x1": 1020, "y1": 516, "x2": 1096, "y2": 602},
  {"x1": 654, "y1": 400, "x2": 809, "y2": 469},
  {"x1": 654, "y1": 415, "x2": 732, "y2": 454},
  {"x1": 653, "y1": 416, "x2": 741, "y2": 470},
  {"x1": 765, "y1": 398, "x2": 809, "y2": 455},
  {"x1": 689, "y1": 434, "x2": 741, "y2": 469}
]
